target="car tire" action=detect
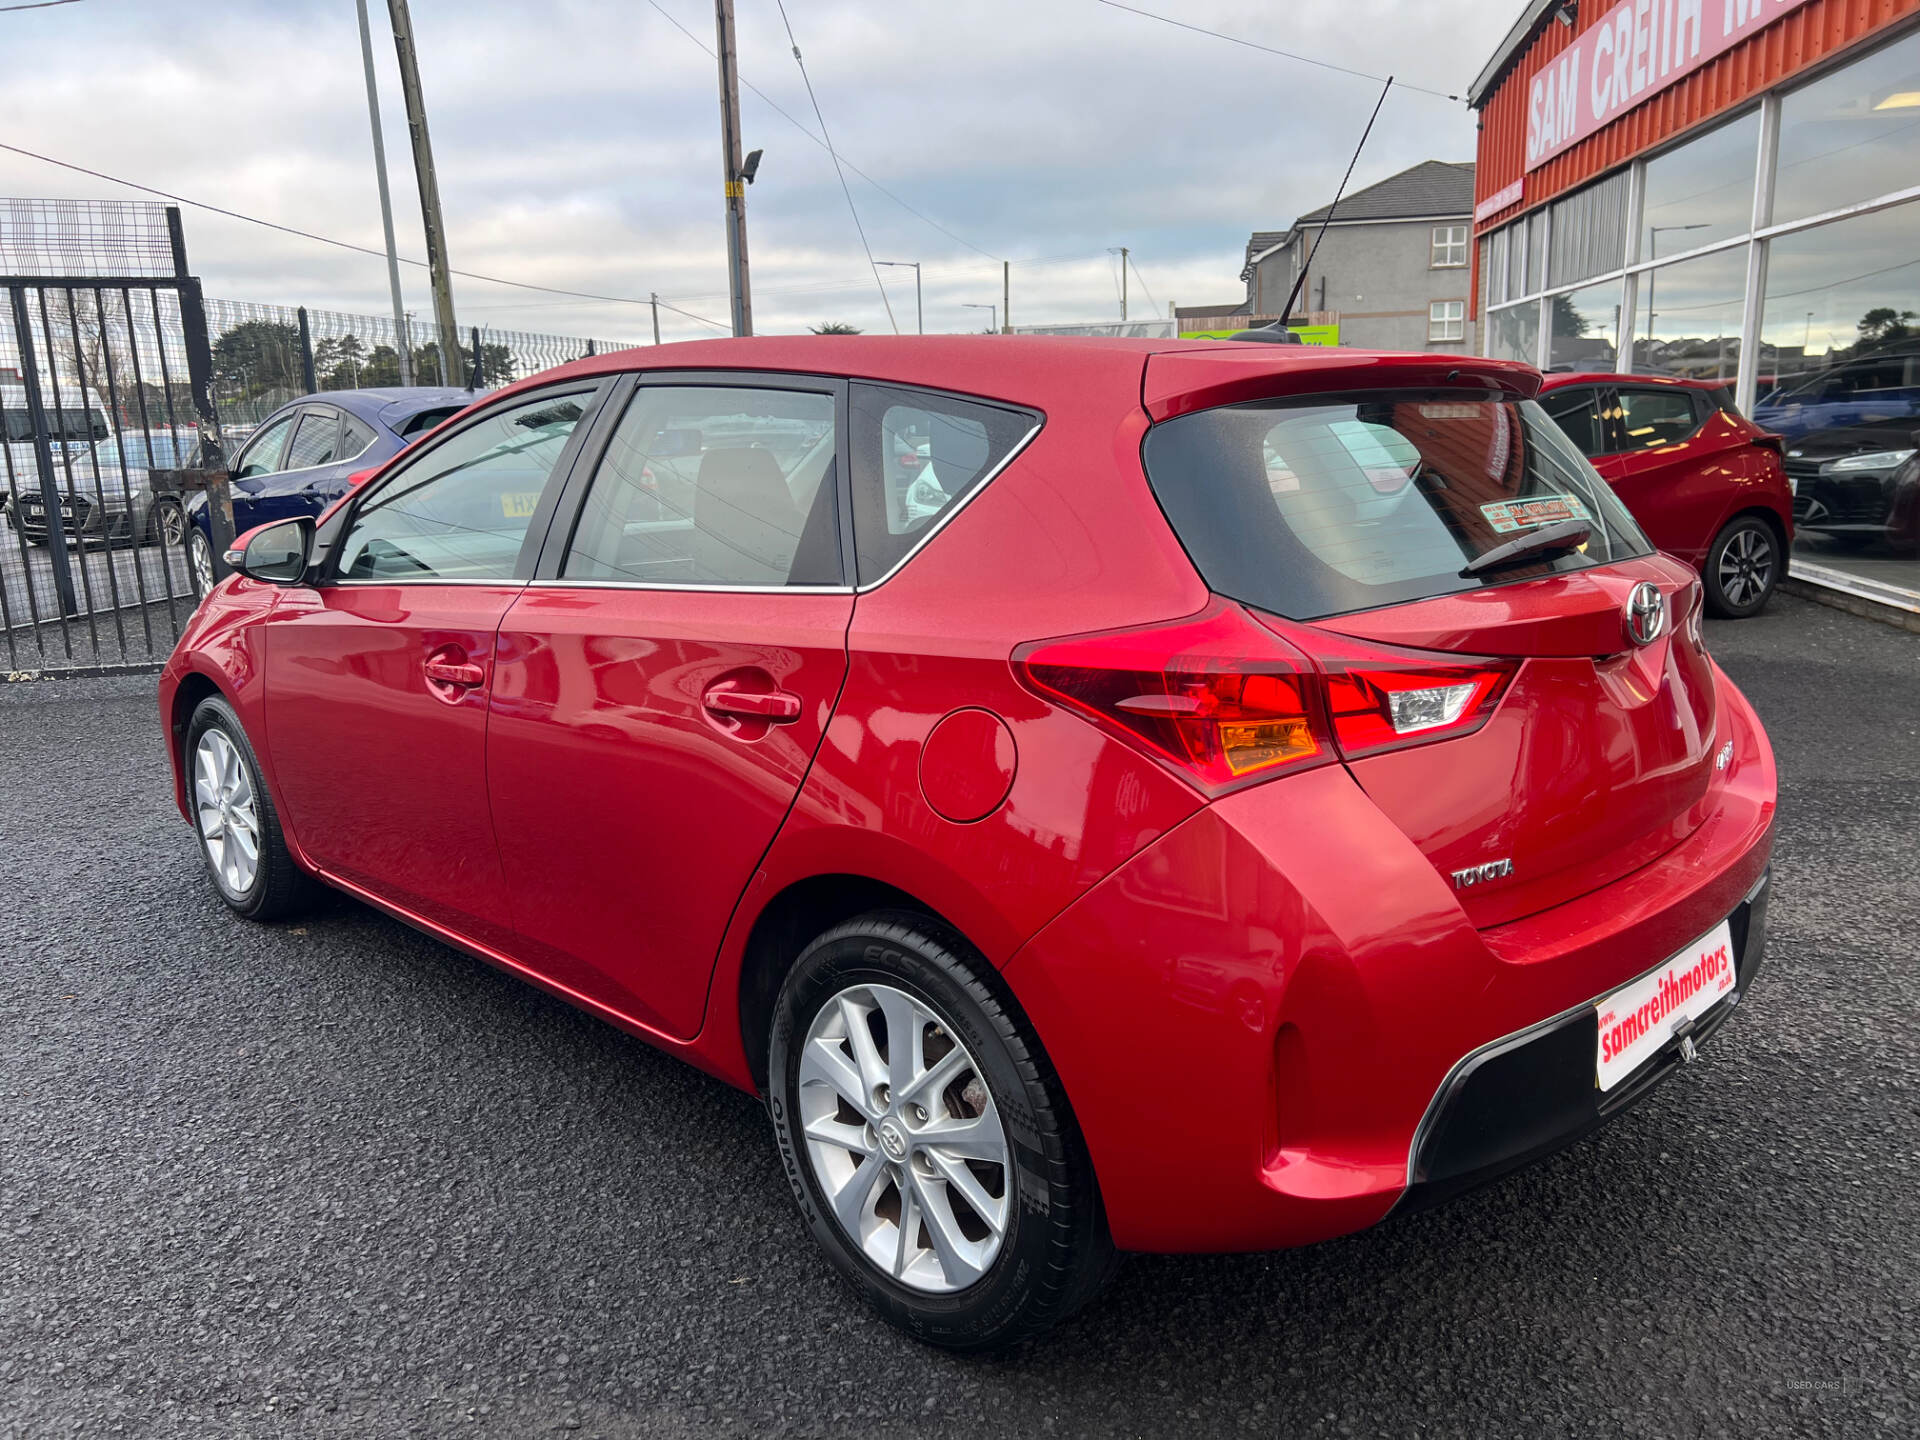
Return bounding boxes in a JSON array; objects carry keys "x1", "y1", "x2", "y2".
[
  {"x1": 1703, "y1": 515, "x2": 1780, "y2": 619},
  {"x1": 184, "y1": 695, "x2": 313, "y2": 921},
  {"x1": 767, "y1": 910, "x2": 1116, "y2": 1351},
  {"x1": 187, "y1": 528, "x2": 216, "y2": 599}
]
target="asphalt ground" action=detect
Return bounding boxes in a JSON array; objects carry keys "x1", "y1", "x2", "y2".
[{"x1": 2, "y1": 592, "x2": 1916, "y2": 1437}]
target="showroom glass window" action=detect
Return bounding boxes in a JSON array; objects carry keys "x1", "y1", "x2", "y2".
[
  {"x1": 1550, "y1": 281, "x2": 1623, "y2": 371},
  {"x1": 1641, "y1": 110, "x2": 1760, "y2": 259},
  {"x1": 1773, "y1": 29, "x2": 1920, "y2": 226},
  {"x1": 1633, "y1": 247, "x2": 1745, "y2": 384}
]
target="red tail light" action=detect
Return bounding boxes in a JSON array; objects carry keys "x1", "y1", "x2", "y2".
[
  {"x1": 346, "y1": 467, "x2": 378, "y2": 488},
  {"x1": 1016, "y1": 601, "x2": 1519, "y2": 793},
  {"x1": 1014, "y1": 603, "x2": 1331, "y2": 794},
  {"x1": 1274, "y1": 621, "x2": 1517, "y2": 761}
]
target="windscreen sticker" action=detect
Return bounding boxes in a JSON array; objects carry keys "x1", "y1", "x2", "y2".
[{"x1": 1480, "y1": 494, "x2": 1593, "y2": 533}]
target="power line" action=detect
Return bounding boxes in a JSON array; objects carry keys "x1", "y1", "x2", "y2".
[
  {"x1": 0, "y1": 1, "x2": 86, "y2": 12},
  {"x1": 1126, "y1": 254, "x2": 1159, "y2": 315},
  {"x1": 1088, "y1": 1, "x2": 1462, "y2": 103},
  {"x1": 772, "y1": 0, "x2": 896, "y2": 334},
  {"x1": 645, "y1": 0, "x2": 1000, "y2": 261},
  {"x1": 0, "y1": 140, "x2": 730, "y2": 330}
]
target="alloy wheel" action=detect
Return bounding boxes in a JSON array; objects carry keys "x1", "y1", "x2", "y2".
[
  {"x1": 1717, "y1": 526, "x2": 1774, "y2": 609},
  {"x1": 160, "y1": 501, "x2": 186, "y2": 547},
  {"x1": 189, "y1": 530, "x2": 215, "y2": 598},
  {"x1": 797, "y1": 982, "x2": 1012, "y2": 1294},
  {"x1": 194, "y1": 728, "x2": 260, "y2": 897}
]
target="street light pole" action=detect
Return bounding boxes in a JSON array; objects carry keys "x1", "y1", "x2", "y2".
[
  {"x1": 876, "y1": 262, "x2": 921, "y2": 334},
  {"x1": 356, "y1": 0, "x2": 413, "y2": 385},
  {"x1": 714, "y1": 0, "x2": 753, "y2": 337},
  {"x1": 387, "y1": 0, "x2": 460, "y2": 383},
  {"x1": 963, "y1": 302, "x2": 996, "y2": 333}
]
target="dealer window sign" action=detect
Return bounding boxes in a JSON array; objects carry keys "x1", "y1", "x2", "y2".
[{"x1": 1526, "y1": 0, "x2": 1818, "y2": 170}]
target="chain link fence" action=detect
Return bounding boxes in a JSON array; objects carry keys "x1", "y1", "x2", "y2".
[{"x1": 205, "y1": 298, "x2": 640, "y2": 431}]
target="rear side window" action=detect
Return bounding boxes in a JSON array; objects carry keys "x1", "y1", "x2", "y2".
[
  {"x1": 562, "y1": 385, "x2": 841, "y2": 587},
  {"x1": 397, "y1": 406, "x2": 463, "y2": 439},
  {"x1": 848, "y1": 384, "x2": 1039, "y2": 584},
  {"x1": 1140, "y1": 392, "x2": 1652, "y2": 621},
  {"x1": 1538, "y1": 386, "x2": 1606, "y2": 457},
  {"x1": 1617, "y1": 388, "x2": 1702, "y2": 449},
  {"x1": 285, "y1": 410, "x2": 342, "y2": 470}
]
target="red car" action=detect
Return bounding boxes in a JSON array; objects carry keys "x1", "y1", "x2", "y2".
[
  {"x1": 1535, "y1": 372, "x2": 1794, "y2": 618},
  {"x1": 160, "y1": 338, "x2": 1776, "y2": 1350}
]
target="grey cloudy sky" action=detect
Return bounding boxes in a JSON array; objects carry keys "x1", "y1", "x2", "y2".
[{"x1": 0, "y1": 0, "x2": 1519, "y2": 345}]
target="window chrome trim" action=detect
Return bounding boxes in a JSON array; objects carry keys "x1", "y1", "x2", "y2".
[
  {"x1": 326, "y1": 576, "x2": 531, "y2": 587},
  {"x1": 854, "y1": 419, "x2": 1043, "y2": 592},
  {"x1": 526, "y1": 579, "x2": 856, "y2": 595},
  {"x1": 520, "y1": 417, "x2": 1045, "y2": 597}
]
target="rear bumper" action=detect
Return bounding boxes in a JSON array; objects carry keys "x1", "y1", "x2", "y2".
[
  {"x1": 1003, "y1": 664, "x2": 1776, "y2": 1254},
  {"x1": 1398, "y1": 866, "x2": 1769, "y2": 1214}
]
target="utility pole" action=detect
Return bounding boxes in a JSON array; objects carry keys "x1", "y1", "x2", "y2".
[
  {"x1": 651, "y1": 293, "x2": 662, "y2": 346},
  {"x1": 714, "y1": 0, "x2": 753, "y2": 336},
  {"x1": 876, "y1": 262, "x2": 921, "y2": 333},
  {"x1": 387, "y1": 0, "x2": 459, "y2": 381},
  {"x1": 1120, "y1": 246, "x2": 1129, "y2": 322},
  {"x1": 1002, "y1": 260, "x2": 1010, "y2": 333},
  {"x1": 356, "y1": 0, "x2": 413, "y2": 385}
]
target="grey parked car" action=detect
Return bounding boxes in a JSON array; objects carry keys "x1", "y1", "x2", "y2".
[{"x1": 5, "y1": 431, "x2": 205, "y2": 548}]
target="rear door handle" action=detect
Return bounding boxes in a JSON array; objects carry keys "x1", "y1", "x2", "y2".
[
  {"x1": 424, "y1": 658, "x2": 487, "y2": 688},
  {"x1": 702, "y1": 681, "x2": 802, "y2": 722}
]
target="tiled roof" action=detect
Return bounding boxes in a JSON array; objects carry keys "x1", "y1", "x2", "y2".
[{"x1": 1294, "y1": 160, "x2": 1475, "y2": 224}]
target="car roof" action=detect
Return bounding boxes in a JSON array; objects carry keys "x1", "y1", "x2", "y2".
[
  {"x1": 465, "y1": 335, "x2": 1544, "y2": 420},
  {"x1": 261, "y1": 387, "x2": 480, "y2": 430}
]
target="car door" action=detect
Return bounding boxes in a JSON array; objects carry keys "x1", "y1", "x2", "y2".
[
  {"x1": 246, "y1": 406, "x2": 347, "y2": 526},
  {"x1": 486, "y1": 373, "x2": 851, "y2": 1039},
  {"x1": 1601, "y1": 386, "x2": 1722, "y2": 560},
  {"x1": 260, "y1": 383, "x2": 604, "y2": 949}
]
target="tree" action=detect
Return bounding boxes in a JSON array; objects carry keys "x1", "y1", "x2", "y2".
[
  {"x1": 1855, "y1": 307, "x2": 1918, "y2": 352},
  {"x1": 809, "y1": 321, "x2": 862, "y2": 334},
  {"x1": 211, "y1": 319, "x2": 304, "y2": 395}
]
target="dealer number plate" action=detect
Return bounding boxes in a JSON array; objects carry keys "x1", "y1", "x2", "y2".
[{"x1": 1595, "y1": 919, "x2": 1735, "y2": 1092}]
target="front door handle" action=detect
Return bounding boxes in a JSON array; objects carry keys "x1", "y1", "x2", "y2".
[
  {"x1": 425, "y1": 657, "x2": 486, "y2": 689},
  {"x1": 702, "y1": 680, "x2": 802, "y2": 722}
]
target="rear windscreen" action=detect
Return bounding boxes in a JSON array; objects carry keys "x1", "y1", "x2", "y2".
[{"x1": 1140, "y1": 391, "x2": 1653, "y2": 620}]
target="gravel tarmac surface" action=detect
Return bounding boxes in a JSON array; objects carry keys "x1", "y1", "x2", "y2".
[{"x1": 2, "y1": 592, "x2": 1916, "y2": 1437}]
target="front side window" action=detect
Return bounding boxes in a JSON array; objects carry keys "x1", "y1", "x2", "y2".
[
  {"x1": 284, "y1": 410, "x2": 342, "y2": 471},
  {"x1": 1140, "y1": 392, "x2": 1651, "y2": 620},
  {"x1": 335, "y1": 389, "x2": 591, "y2": 582},
  {"x1": 233, "y1": 414, "x2": 295, "y2": 480},
  {"x1": 1432, "y1": 224, "x2": 1468, "y2": 269},
  {"x1": 563, "y1": 385, "x2": 839, "y2": 587},
  {"x1": 848, "y1": 384, "x2": 1039, "y2": 584},
  {"x1": 1428, "y1": 301, "x2": 1465, "y2": 342},
  {"x1": 1617, "y1": 389, "x2": 1702, "y2": 450}
]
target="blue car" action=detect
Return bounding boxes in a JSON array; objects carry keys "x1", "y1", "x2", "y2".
[{"x1": 186, "y1": 388, "x2": 476, "y2": 597}]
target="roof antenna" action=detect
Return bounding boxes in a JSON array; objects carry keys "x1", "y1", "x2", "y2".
[{"x1": 1272, "y1": 75, "x2": 1395, "y2": 340}]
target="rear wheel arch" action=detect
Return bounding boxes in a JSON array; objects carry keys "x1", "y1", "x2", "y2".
[{"x1": 736, "y1": 875, "x2": 964, "y2": 1094}]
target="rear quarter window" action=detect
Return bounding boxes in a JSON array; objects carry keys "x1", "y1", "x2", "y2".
[{"x1": 1140, "y1": 390, "x2": 1652, "y2": 621}]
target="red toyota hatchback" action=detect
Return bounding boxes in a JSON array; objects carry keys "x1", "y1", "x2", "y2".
[
  {"x1": 1535, "y1": 372, "x2": 1794, "y2": 618},
  {"x1": 160, "y1": 337, "x2": 1776, "y2": 1349}
]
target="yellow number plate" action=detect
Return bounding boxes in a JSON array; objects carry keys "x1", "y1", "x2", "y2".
[{"x1": 499, "y1": 491, "x2": 541, "y2": 519}]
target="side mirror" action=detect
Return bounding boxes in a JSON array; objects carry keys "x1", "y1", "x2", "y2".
[{"x1": 225, "y1": 516, "x2": 313, "y2": 585}]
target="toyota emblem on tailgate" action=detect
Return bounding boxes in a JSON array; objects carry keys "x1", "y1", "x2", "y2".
[{"x1": 1625, "y1": 582, "x2": 1666, "y2": 647}]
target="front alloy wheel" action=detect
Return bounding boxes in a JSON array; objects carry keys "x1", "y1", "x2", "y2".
[
  {"x1": 188, "y1": 527, "x2": 216, "y2": 599},
  {"x1": 769, "y1": 912, "x2": 1115, "y2": 1350},
  {"x1": 156, "y1": 499, "x2": 186, "y2": 548},
  {"x1": 184, "y1": 695, "x2": 311, "y2": 920}
]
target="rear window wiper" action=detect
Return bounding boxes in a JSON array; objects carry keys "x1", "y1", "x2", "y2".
[{"x1": 1460, "y1": 518, "x2": 1593, "y2": 577}]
